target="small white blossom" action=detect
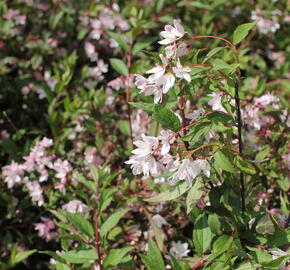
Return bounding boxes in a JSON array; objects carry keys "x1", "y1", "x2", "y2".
[
  {"x1": 159, "y1": 20, "x2": 186, "y2": 45},
  {"x1": 170, "y1": 241, "x2": 190, "y2": 259},
  {"x1": 172, "y1": 59, "x2": 191, "y2": 82},
  {"x1": 186, "y1": 108, "x2": 205, "y2": 121},
  {"x1": 158, "y1": 130, "x2": 175, "y2": 155},
  {"x1": 152, "y1": 214, "x2": 169, "y2": 228}
]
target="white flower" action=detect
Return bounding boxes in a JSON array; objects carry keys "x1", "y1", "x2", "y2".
[
  {"x1": 155, "y1": 73, "x2": 175, "y2": 93},
  {"x1": 62, "y1": 200, "x2": 90, "y2": 215},
  {"x1": 170, "y1": 241, "x2": 190, "y2": 259},
  {"x1": 269, "y1": 249, "x2": 288, "y2": 260},
  {"x1": 165, "y1": 43, "x2": 189, "y2": 58},
  {"x1": 207, "y1": 92, "x2": 226, "y2": 112},
  {"x1": 191, "y1": 159, "x2": 211, "y2": 178},
  {"x1": 158, "y1": 130, "x2": 175, "y2": 155},
  {"x1": 125, "y1": 134, "x2": 161, "y2": 176},
  {"x1": 159, "y1": 20, "x2": 186, "y2": 45},
  {"x1": 152, "y1": 214, "x2": 169, "y2": 228},
  {"x1": 169, "y1": 159, "x2": 193, "y2": 186},
  {"x1": 172, "y1": 59, "x2": 191, "y2": 82},
  {"x1": 186, "y1": 108, "x2": 205, "y2": 121}
]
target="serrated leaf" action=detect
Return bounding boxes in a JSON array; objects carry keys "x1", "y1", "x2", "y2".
[
  {"x1": 59, "y1": 249, "x2": 98, "y2": 264},
  {"x1": 182, "y1": 123, "x2": 210, "y2": 143},
  {"x1": 110, "y1": 58, "x2": 128, "y2": 75},
  {"x1": 145, "y1": 182, "x2": 190, "y2": 202},
  {"x1": 100, "y1": 209, "x2": 130, "y2": 238},
  {"x1": 152, "y1": 107, "x2": 180, "y2": 132},
  {"x1": 233, "y1": 20, "x2": 258, "y2": 45},
  {"x1": 186, "y1": 178, "x2": 204, "y2": 214},
  {"x1": 214, "y1": 150, "x2": 235, "y2": 173},
  {"x1": 235, "y1": 156, "x2": 256, "y2": 175}
]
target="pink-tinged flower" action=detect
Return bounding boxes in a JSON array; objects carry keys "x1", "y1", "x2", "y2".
[
  {"x1": 89, "y1": 59, "x2": 108, "y2": 80},
  {"x1": 26, "y1": 180, "x2": 44, "y2": 206},
  {"x1": 135, "y1": 74, "x2": 162, "y2": 101},
  {"x1": 191, "y1": 159, "x2": 211, "y2": 178},
  {"x1": 2, "y1": 161, "x2": 25, "y2": 188},
  {"x1": 158, "y1": 130, "x2": 175, "y2": 155},
  {"x1": 155, "y1": 73, "x2": 175, "y2": 93},
  {"x1": 152, "y1": 214, "x2": 169, "y2": 228},
  {"x1": 53, "y1": 159, "x2": 71, "y2": 179},
  {"x1": 146, "y1": 54, "x2": 168, "y2": 81},
  {"x1": 165, "y1": 43, "x2": 189, "y2": 58},
  {"x1": 186, "y1": 108, "x2": 205, "y2": 121},
  {"x1": 168, "y1": 159, "x2": 194, "y2": 186},
  {"x1": 84, "y1": 42, "x2": 98, "y2": 62},
  {"x1": 254, "y1": 93, "x2": 280, "y2": 109},
  {"x1": 159, "y1": 20, "x2": 186, "y2": 45},
  {"x1": 62, "y1": 200, "x2": 90, "y2": 215},
  {"x1": 169, "y1": 159, "x2": 210, "y2": 186},
  {"x1": 125, "y1": 134, "x2": 161, "y2": 176},
  {"x1": 169, "y1": 241, "x2": 190, "y2": 259},
  {"x1": 207, "y1": 92, "x2": 226, "y2": 112},
  {"x1": 34, "y1": 218, "x2": 58, "y2": 241},
  {"x1": 172, "y1": 59, "x2": 191, "y2": 82}
]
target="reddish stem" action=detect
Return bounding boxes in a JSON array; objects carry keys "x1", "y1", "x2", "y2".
[{"x1": 94, "y1": 210, "x2": 103, "y2": 270}]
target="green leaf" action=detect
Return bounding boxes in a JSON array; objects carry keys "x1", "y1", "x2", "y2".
[
  {"x1": 141, "y1": 239, "x2": 166, "y2": 270},
  {"x1": 211, "y1": 59, "x2": 231, "y2": 70},
  {"x1": 234, "y1": 156, "x2": 256, "y2": 175},
  {"x1": 109, "y1": 58, "x2": 128, "y2": 75},
  {"x1": 193, "y1": 214, "x2": 213, "y2": 256},
  {"x1": 233, "y1": 20, "x2": 258, "y2": 45},
  {"x1": 103, "y1": 247, "x2": 133, "y2": 267},
  {"x1": 145, "y1": 182, "x2": 190, "y2": 202},
  {"x1": 107, "y1": 31, "x2": 129, "y2": 51},
  {"x1": 208, "y1": 214, "x2": 221, "y2": 235},
  {"x1": 203, "y1": 47, "x2": 226, "y2": 63},
  {"x1": 262, "y1": 255, "x2": 290, "y2": 268},
  {"x1": 213, "y1": 235, "x2": 233, "y2": 254},
  {"x1": 133, "y1": 37, "x2": 157, "y2": 54},
  {"x1": 186, "y1": 178, "x2": 204, "y2": 214},
  {"x1": 256, "y1": 214, "x2": 275, "y2": 235},
  {"x1": 13, "y1": 250, "x2": 37, "y2": 265},
  {"x1": 56, "y1": 261, "x2": 71, "y2": 270},
  {"x1": 182, "y1": 123, "x2": 210, "y2": 143},
  {"x1": 100, "y1": 209, "x2": 130, "y2": 238},
  {"x1": 152, "y1": 107, "x2": 180, "y2": 132},
  {"x1": 129, "y1": 102, "x2": 157, "y2": 113},
  {"x1": 63, "y1": 212, "x2": 94, "y2": 238},
  {"x1": 59, "y1": 249, "x2": 98, "y2": 264},
  {"x1": 214, "y1": 150, "x2": 235, "y2": 173}
]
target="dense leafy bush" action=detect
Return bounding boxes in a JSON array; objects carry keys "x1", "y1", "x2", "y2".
[{"x1": 0, "y1": 0, "x2": 289, "y2": 269}]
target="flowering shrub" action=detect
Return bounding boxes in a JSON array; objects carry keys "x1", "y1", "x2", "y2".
[{"x1": 0, "y1": 0, "x2": 289, "y2": 270}]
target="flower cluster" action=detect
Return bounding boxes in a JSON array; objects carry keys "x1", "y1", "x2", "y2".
[
  {"x1": 2, "y1": 137, "x2": 72, "y2": 205},
  {"x1": 134, "y1": 20, "x2": 191, "y2": 104}
]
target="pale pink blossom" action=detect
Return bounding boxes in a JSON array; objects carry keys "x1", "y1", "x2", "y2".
[
  {"x1": 26, "y1": 180, "x2": 44, "y2": 206},
  {"x1": 2, "y1": 161, "x2": 25, "y2": 188},
  {"x1": 152, "y1": 214, "x2": 169, "y2": 228},
  {"x1": 169, "y1": 241, "x2": 190, "y2": 259},
  {"x1": 35, "y1": 218, "x2": 58, "y2": 241},
  {"x1": 159, "y1": 20, "x2": 186, "y2": 45},
  {"x1": 158, "y1": 130, "x2": 175, "y2": 155},
  {"x1": 207, "y1": 92, "x2": 226, "y2": 112},
  {"x1": 62, "y1": 200, "x2": 90, "y2": 215},
  {"x1": 172, "y1": 59, "x2": 191, "y2": 82}
]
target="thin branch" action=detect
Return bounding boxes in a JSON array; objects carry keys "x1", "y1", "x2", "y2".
[{"x1": 93, "y1": 210, "x2": 103, "y2": 270}]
